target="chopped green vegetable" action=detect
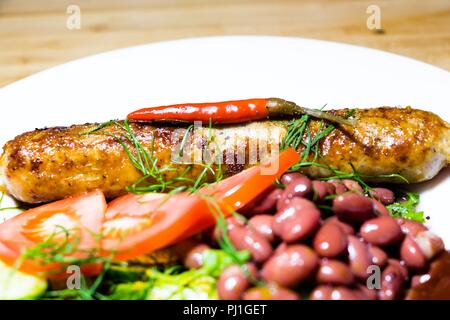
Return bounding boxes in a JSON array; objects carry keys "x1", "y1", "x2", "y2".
[
  {"x1": 0, "y1": 259, "x2": 47, "y2": 300},
  {"x1": 108, "y1": 249, "x2": 249, "y2": 300},
  {"x1": 145, "y1": 249, "x2": 249, "y2": 300},
  {"x1": 108, "y1": 281, "x2": 153, "y2": 300},
  {"x1": 146, "y1": 270, "x2": 217, "y2": 300},
  {"x1": 200, "y1": 249, "x2": 249, "y2": 278},
  {"x1": 387, "y1": 191, "x2": 425, "y2": 223}
]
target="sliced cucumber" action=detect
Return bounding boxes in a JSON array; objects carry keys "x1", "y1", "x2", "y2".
[{"x1": 0, "y1": 260, "x2": 47, "y2": 300}]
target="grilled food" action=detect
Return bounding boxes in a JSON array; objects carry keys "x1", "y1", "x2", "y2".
[{"x1": 1, "y1": 107, "x2": 449, "y2": 204}]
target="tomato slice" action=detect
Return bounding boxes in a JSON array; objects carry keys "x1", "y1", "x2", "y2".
[
  {"x1": 102, "y1": 148, "x2": 300, "y2": 260},
  {"x1": 0, "y1": 190, "x2": 106, "y2": 275},
  {"x1": 204, "y1": 147, "x2": 300, "y2": 210},
  {"x1": 102, "y1": 193, "x2": 216, "y2": 260}
]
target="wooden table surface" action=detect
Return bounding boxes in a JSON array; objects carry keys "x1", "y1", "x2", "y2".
[{"x1": 1, "y1": 0, "x2": 449, "y2": 88}]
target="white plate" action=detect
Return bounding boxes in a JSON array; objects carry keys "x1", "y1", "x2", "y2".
[{"x1": 0, "y1": 36, "x2": 449, "y2": 245}]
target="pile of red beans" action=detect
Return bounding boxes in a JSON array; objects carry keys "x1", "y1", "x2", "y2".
[{"x1": 181, "y1": 173, "x2": 445, "y2": 300}]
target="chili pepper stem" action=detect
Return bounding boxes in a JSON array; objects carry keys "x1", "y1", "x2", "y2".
[{"x1": 266, "y1": 98, "x2": 356, "y2": 126}]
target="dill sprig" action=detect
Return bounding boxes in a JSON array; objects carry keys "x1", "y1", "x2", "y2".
[
  {"x1": 280, "y1": 114, "x2": 309, "y2": 151},
  {"x1": 85, "y1": 120, "x2": 181, "y2": 194},
  {"x1": 281, "y1": 104, "x2": 338, "y2": 157},
  {"x1": 0, "y1": 192, "x2": 19, "y2": 212},
  {"x1": 281, "y1": 107, "x2": 408, "y2": 187},
  {"x1": 190, "y1": 119, "x2": 223, "y2": 191},
  {"x1": 85, "y1": 119, "x2": 171, "y2": 193},
  {"x1": 16, "y1": 226, "x2": 114, "y2": 300},
  {"x1": 177, "y1": 124, "x2": 194, "y2": 158},
  {"x1": 200, "y1": 194, "x2": 249, "y2": 265},
  {"x1": 291, "y1": 160, "x2": 408, "y2": 192},
  {"x1": 84, "y1": 119, "x2": 223, "y2": 195},
  {"x1": 18, "y1": 226, "x2": 105, "y2": 271}
]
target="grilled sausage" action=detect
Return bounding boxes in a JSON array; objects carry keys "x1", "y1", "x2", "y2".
[{"x1": 1, "y1": 107, "x2": 449, "y2": 203}]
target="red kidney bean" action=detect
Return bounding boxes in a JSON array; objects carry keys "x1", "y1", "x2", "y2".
[
  {"x1": 239, "y1": 186, "x2": 274, "y2": 215},
  {"x1": 274, "y1": 242, "x2": 288, "y2": 255},
  {"x1": 261, "y1": 245, "x2": 318, "y2": 288},
  {"x1": 242, "y1": 284, "x2": 300, "y2": 300},
  {"x1": 277, "y1": 194, "x2": 316, "y2": 212},
  {"x1": 282, "y1": 176, "x2": 312, "y2": 199},
  {"x1": 388, "y1": 259, "x2": 409, "y2": 279},
  {"x1": 316, "y1": 259, "x2": 354, "y2": 286},
  {"x1": 228, "y1": 226, "x2": 273, "y2": 264},
  {"x1": 397, "y1": 218, "x2": 428, "y2": 236},
  {"x1": 226, "y1": 216, "x2": 246, "y2": 230},
  {"x1": 368, "y1": 245, "x2": 388, "y2": 268},
  {"x1": 310, "y1": 286, "x2": 333, "y2": 300},
  {"x1": 327, "y1": 180, "x2": 347, "y2": 195},
  {"x1": 329, "y1": 287, "x2": 365, "y2": 300},
  {"x1": 360, "y1": 216, "x2": 403, "y2": 246},
  {"x1": 248, "y1": 188, "x2": 283, "y2": 215},
  {"x1": 280, "y1": 172, "x2": 306, "y2": 186},
  {"x1": 324, "y1": 216, "x2": 355, "y2": 235},
  {"x1": 400, "y1": 230, "x2": 444, "y2": 270},
  {"x1": 276, "y1": 196, "x2": 291, "y2": 212},
  {"x1": 313, "y1": 222, "x2": 348, "y2": 258},
  {"x1": 379, "y1": 260, "x2": 407, "y2": 300},
  {"x1": 172, "y1": 239, "x2": 207, "y2": 266},
  {"x1": 312, "y1": 181, "x2": 331, "y2": 201},
  {"x1": 248, "y1": 214, "x2": 275, "y2": 243},
  {"x1": 217, "y1": 264, "x2": 257, "y2": 300},
  {"x1": 412, "y1": 230, "x2": 445, "y2": 260},
  {"x1": 333, "y1": 193, "x2": 376, "y2": 224},
  {"x1": 213, "y1": 216, "x2": 245, "y2": 243},
  {"x1": 400, "y1": 235, "x2": 427, "y2": 270},
  {"x1": 411, "y1": 274, "x2": 430, "y2": 288},
  {"x1": 278, "y1": 197, "x2": 317, "y2": 212},
  {"x1": 273, "y1": 203, "x2": 321, "y2": 243},
  {"x1": 183, "y1": 243, "x2": 210, "y2": 269},
  {"x1": 369, "y1": 188, "x2": 395, "y2": 205},
  {"x1": 372, "y1": 199, "x2": 390, "y2": 216},
  {"x1": 324, "y1": 182, "x2": 336, "y2": 195},
  {"x1": 356, "y1": 284, "x2": 378, "y2": 300},
  {"x1": 314, "y1": 286, "x2": 369, "y2": 300},
  {"x1": 347, "y1": 236, "x2": 372, "y2": 280},
  {"x1": 342, "y1": 179, "x2": 364, "y2": 194}
]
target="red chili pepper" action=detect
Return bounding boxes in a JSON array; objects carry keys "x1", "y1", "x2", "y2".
[
  {"x1": 128, "y1": 99, "x2": 269, "y2": 124},
  {"x1": 127, "y1": 98, "x2": 355, "y2": 126}
]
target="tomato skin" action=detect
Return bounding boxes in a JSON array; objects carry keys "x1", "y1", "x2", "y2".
[
  {"x1": 102, "y1": 148, "x2": 300, "y2": 261},
  {"x1": 219, "y1": 148, "x2": 300, "y2": 210},
  {"x1": 0, "y1": 190, "x2": 107, "y2": 275},
  {"x1": 102, "y1": 193, "x2": 218, "y2": 261}
]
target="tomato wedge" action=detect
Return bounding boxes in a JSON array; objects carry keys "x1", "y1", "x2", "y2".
[
  {"x1": 101, "y1": 193, "x2": 216, "y2": 260},
  {"x1": 102, "y1": 148, "x2": 300, "y2": 260},
  {"x1": 0, "y1": 190, "x2": 106, "y2": 275},
  {"x1": 204, "y1": 147, "x2": 300, "y2": 210}
]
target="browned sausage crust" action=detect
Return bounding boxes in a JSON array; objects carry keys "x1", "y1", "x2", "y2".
[{"x1": 1, "y1": 107, "x2": 449, "y2": 204}]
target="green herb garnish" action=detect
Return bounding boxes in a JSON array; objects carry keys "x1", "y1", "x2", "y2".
[
  {"x1": 281, "y1": 107, "x2": 408, "y2": 188},
  {"x1": 387, "y1": 191, "x2": 425, "y2": 223},
  {"x1": 0, "y1": 192, "x2": 19, "y2": 212}
]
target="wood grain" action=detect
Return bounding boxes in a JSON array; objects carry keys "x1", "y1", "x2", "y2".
[{"x1": 0, "y1": 0, "x2": 449, "y2": 87}]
